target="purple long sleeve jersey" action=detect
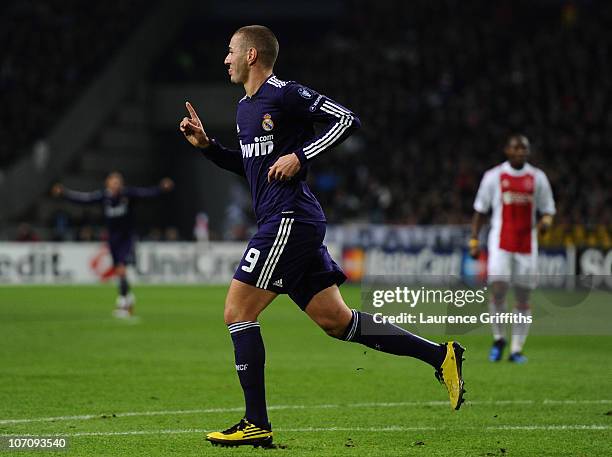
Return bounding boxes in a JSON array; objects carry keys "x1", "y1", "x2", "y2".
[
  {"x1": 62, "y1": 186, "x2": 163, "y2": 235},
  {"x1": 201, "y1": 75, "x2": 361, "y2": 226}
]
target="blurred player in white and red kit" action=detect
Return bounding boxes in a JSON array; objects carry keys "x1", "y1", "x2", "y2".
[{"x1": 470, "y1": 135, "x2": 555, "y2": 363}]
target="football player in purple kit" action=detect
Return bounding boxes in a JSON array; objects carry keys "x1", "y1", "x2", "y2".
[
  {"x1": 180, "y1": 25, "x2": 466, "y2": 448},
  {"x1": 52, "y1": 172, "x2": 174, "y2": 317}
]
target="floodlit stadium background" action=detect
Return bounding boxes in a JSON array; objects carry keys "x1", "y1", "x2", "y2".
[{"x1": 1, "y1": 0, "x2": 609, "y2": 283}]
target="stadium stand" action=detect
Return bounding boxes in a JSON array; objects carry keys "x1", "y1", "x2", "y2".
[
  {"x1": 153, "y1": 0, "x2": 611, "y2": 238},
  {"x1": 1, "y1": 0, "x2": 609, "y2": 246},
  {"x1": 0, "y1": 0, "x2": 151, "y2": 168}
]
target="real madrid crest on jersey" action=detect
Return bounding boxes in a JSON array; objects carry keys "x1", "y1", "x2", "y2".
[{"x1": 262, "y1": 113, "x2": 274, "y2": 132}]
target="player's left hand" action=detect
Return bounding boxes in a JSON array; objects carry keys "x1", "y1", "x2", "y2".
[
  {"x1": 160, "y1": 178, "x2": 175, "y2": 192},
  {"x1": 468, "y1": 238, "x2": 480, "y2": 259},
  {"x1": 537, "y1": 214, "x2": 553, "y2": 236},
  {"x1": 268, "y1": 153, "x2": 301, "y2": 182}
]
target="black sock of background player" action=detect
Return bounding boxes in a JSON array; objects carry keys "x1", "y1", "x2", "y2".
[
  {"x1": 119, "y1": 276, "x2": 130, "y2": 297},
  {"x1": 342, "y1": 310, "x2": 446, "y2": 368},
  {"x1": 227, "y1": 321, "x2": 269, "y2": 428}
]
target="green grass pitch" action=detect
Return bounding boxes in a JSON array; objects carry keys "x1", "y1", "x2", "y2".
[{"x1": 1, "y1": 285, "x2": 611, "y2": 456}]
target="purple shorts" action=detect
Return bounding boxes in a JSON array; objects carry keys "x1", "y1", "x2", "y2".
[
  {"x1": 233, "y1": 217, "x2": 346, "y2": 310},
  {"x1": 109, "y1": 234, "x2": 135, "y2": 266}
]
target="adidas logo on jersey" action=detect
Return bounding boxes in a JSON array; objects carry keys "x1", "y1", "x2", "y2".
[{"x1": 272, "y1": 278, "x2": 283, "y2": 288}]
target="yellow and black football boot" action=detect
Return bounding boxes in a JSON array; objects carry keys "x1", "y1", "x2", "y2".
[
  {"x1": 435, "y1": 341, "x2": 466, "y2": 410},
  {"x1": 206, "y1": 418, "x2": 273, "y2": 447}
]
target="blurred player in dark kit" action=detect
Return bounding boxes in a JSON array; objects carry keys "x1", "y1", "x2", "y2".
[{"x1": 52, "y1": 172, "x2": 174, "y2": 317}]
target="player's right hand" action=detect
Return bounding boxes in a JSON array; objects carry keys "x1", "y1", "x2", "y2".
[
  {"x1": 51, "y1": 183, "x2": 64, "y2": 197},
  {"x1": 468, "y1": 238, "x2": 480, "y2": 259},
  {"x1": 180, "y1": 101, "x2": 210, "y2": 149},
  {"x1": 159, "y1": 177, "x2": 175, "y2": 192}
]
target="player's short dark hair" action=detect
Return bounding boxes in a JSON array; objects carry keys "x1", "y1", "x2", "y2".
[
  {"x1": 234, "y1": 25, "x2": 279, "y2": 69},
  {"x1": 106, "y1": 171, "x2": 124, "y2": 183},
  {"x1": 107, "y1": 171, "x2": 123, "y2": 180},
  {"x1": 506, "y1": 133, "x2": 529, "y2": 146}
]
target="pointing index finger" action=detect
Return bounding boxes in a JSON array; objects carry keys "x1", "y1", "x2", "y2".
[{"x1": 185, "y1": 101, "x2": 200, "y2": 121}]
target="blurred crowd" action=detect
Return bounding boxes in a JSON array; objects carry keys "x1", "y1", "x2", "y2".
[
  {"x1": 0, "y1": 0, "x2": 149, "y2": 168},
  {"x1": 3, "y1": 1, "x2": 610, "y2": 246},
  {"x1": 14, "y1": 221, "x2": 182, "y2": 243},
  {"x1": 157, "y1": 0, "x2": 610, "y2": 246},
  {"x1": 295, "y1": 0, "x2": 610, "y2": 229}
]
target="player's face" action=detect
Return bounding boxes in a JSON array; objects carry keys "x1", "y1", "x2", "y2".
[
  {"x1": 505, "y1": 137, "x2": 530, "y2": 168},
  {"x1": 224, "y1": 34, "x2": 249, "y2": 84},
  {"x1": 105, "y1": 174, "x2": 124, "y2": 195}
]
